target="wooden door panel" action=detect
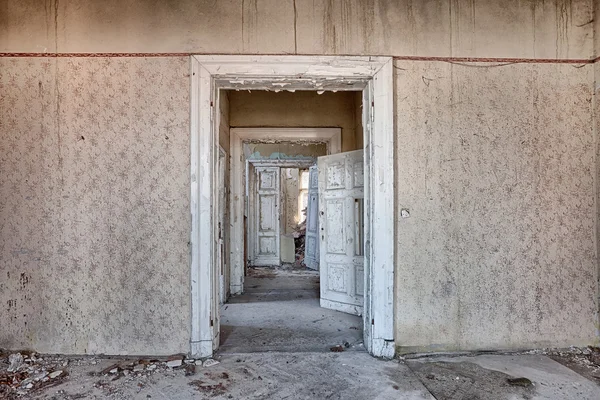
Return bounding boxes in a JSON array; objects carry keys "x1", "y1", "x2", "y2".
[
  {"x1": 253, "y1": 167, "x2": 280, "y2": 266},
  {"x1": 318, "y1": 150, "x2": 364, "y2": 316},
  {"x1": 304, "y1": 165, "x2": 320, "y2": 270}
]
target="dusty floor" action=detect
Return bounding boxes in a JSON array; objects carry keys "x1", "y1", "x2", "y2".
[
  {"x1": 220, "y1": 267, "x2": 363, "y2": 353},
  {"x1": 0, "y1": 351, "x2": 433, "y2": 400},
  {"x1": 2, "y1": 350, "x2": 600, "y2": 399},
  {"x1": 3, "y1": 270, "x2": 600, "y2": 399}
]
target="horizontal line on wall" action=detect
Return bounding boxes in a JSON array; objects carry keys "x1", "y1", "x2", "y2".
[
  {"x1": 0, "y1": 52, "x2": 596, "y2": 64},
  {"x1": 394, "y1": 55, "x2": 594, "y2": 64},
  {"x1": 0, "y1": 52, "x2": 191, "y2": 58}
]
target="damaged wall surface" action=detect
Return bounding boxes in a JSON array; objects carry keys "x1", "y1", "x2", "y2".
[
  {"x1": 0, "y1": 0, "x2": 593, "y2": 59},
  {"x1": 0, "y1": 57, "x2": 191, "y2": 355},
  {"x1": 1, "y1": 0, "x2": 599, "y2": 355},
  {"x1": 395, "y1": 61, "x2": 597, "y2": 352}
]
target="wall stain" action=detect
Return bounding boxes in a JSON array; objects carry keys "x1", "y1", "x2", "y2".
[{"x1": 20, "y1": 272, "x2": 30, "y2": 289}]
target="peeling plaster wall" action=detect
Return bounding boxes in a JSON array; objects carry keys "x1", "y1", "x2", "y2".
[
  {"x1": 243, "y1": 142, "x2": 327, "y2": 161},
  {"x1": 0, "y1": 57, "x2": 191, "y2": 355},
  {"x1": 395, "y1": 61, "x2": 598, "y2": 352}
]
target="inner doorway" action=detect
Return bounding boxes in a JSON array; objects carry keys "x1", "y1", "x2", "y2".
[{"x1": 190, "y1": 55, "x2": 395, "y2": 359}]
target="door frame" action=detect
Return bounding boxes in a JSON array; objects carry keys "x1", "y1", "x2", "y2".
[
  {"x1": 231, "y1": 128, "x2": 341, "y2": 294},
  {"x1": 246, "y1": 157, "x2": 320, "y2": 269},
  {"x1": 190, "y1": 55, "x2": 395, "y2": 359}
]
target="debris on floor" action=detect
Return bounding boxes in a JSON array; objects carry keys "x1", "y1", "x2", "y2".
[
  {"x1": 506, "y1": 376, "x2": 533, "y2": 387},
  {"x1": 2, "y1": 349, "x2": 600, "y2": 399},
  {"x1": 202, "y1": 358, "x2": 220, "y2": 367},
  {"x1": 407, "y1": 360, "x2": 536, "y2": 400},
  {"x1": 0, "y1": 351, "x2": 69, "y2": 398},
  {"x1": 294, "y1": 220, "x2": 307, "y2": 268},
  {"x1": 529, "y1": 346, "x2": 600, "y2": 382},
  {"x1": 0, "y1": 350, "x2": 224, "y2": 399}
]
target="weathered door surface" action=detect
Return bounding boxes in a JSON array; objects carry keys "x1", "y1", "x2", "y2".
[
  {"x1": 217, "y1": 148, "x2": 227, "y2": 305},
  {"x1": 212, "y1": 148, "x2": 226, "y2": 350},
  {"x1": 318, "y1": 150, "x2": 364, "y2": 316},
  {"x1": 253, "y1": 166, "x2": 281, "y2": 266},
  {"x1": 304, "y1": 165, "x2": 320, "y2": 270}
]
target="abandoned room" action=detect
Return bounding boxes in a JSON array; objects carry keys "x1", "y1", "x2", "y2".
[{"x1": 2, "y1": 0, "x2": 600, "y2": 398}]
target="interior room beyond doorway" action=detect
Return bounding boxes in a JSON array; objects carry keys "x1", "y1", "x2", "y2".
[{"x1": 219, "y1": 89, "x2": 366, "y2": 353}]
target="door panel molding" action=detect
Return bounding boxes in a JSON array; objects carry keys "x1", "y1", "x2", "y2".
[{"x1": 318, "y1": 150, "x2": 364, "y2": 316}]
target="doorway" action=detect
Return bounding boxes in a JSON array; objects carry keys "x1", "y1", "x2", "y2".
[
  {"x1": 221, "y1": 117, "x2": 364, "y2": 352},
  {"x1": 190, "y1": 56, "x2": 395, "y2": 359}
]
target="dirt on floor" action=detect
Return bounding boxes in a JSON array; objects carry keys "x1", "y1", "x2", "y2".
[
  {"x1": 538, "y1": 346, "x2": 600, "y2": 384},
  {"x1": 1, "y1": 347, "x2": 600, "y2": 399},
  {"x1": 0, "y1": 351, "x2": 431, "y2": 400},
  {"x1": 407, "y1": 360, "x2": 536, "y2": 400}
]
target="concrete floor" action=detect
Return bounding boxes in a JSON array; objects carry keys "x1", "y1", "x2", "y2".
[
  {"x1": 220, "y1": 267, "x2": 363, "y2": 353},
  {"x1": 3, "y1": 267, "x2": 600, "y2": 399},
  {"x1": 407, "y1": 354, "x2": 600, "y2": 400},
  {"x1": 8, "y1": 351, "x2": 598, "y2": 399}
]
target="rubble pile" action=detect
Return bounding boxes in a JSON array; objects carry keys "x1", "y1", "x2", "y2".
[
  {"x1": 90, "y1": 356, "x2": 221, "y2": 397},
  {"x1": 0, "y1": 350, "x2": 69, "y2": 398},
  {"x1": 0, "y1": 349, "x2": 221, "y2": 399},
  {"x1": 293, "y1": 219, "x2": 307, "y2": 267}
]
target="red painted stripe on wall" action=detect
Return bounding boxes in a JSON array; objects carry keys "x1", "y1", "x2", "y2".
[
  {"x1": 0, "y1": 52, "x2": 596, "y2": 64},
  {"x1": 0, "y1": 52, "x2": 191, "y2": 58}
]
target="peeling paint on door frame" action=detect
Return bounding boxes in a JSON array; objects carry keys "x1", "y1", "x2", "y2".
[{"x1": 190, "y1": 55, "x2": 394, "y2": 359}]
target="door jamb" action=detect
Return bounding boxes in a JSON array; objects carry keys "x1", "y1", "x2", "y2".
[{"x1": 190, "y1": 55, "x2": 395, "y2": 359}]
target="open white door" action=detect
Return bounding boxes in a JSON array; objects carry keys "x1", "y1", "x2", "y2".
[
  {"x1": 252, "y1": 166, "x2": 281, "y2": 266},
  {"x1": 318, "y1": 150, "x2": 364, "y2": 316},
  {"x1": 304, "y1": 165, "x2": 320, "y2": 270}
]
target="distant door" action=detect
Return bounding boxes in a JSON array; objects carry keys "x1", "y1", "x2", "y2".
[
  {"x1": 304, "y1": 165, "x2": 320, "y2": 270},
  {"x1": 318, "y1": 150, "x2": 364, "y2": 316},
  {"x1": 252, "y1": 166, "x2": 281, "y2": 266}
]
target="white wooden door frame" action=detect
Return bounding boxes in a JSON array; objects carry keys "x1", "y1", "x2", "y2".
[
  {"x1": 190, "y1": 55, "x2": 395, "y2": 359},
  {"x1": 246, "y1": 158, "x2": 317, "y2": 268},
  {"x1": 232, "y1": 127, "x2": 341, "y2": 294}
]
